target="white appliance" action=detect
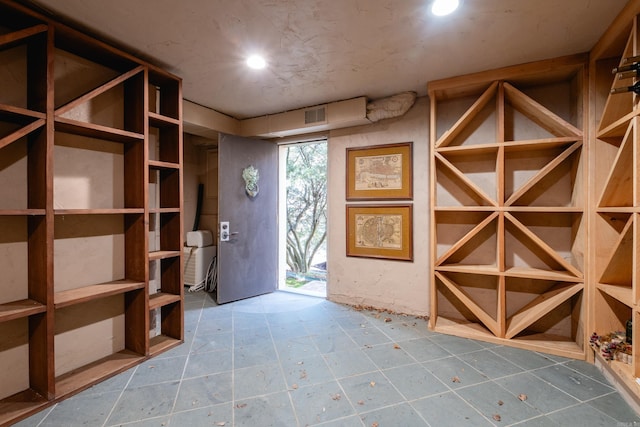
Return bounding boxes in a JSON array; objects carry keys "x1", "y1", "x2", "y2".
[{"x1": 184, "y1": 245, "x2": 216, "y2": 287}]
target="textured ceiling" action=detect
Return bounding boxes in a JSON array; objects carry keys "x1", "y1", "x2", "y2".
[{"x1": 25, "y1": 0, "x2": 628, "y2": 119}]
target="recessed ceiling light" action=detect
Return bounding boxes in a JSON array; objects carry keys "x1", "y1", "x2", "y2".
[
  {"x1": 246, "y1": 54, "x2": 266, "y2": 70},
  {"x1": 431, "y1": 0, "x2": 459, "y2": 16}
]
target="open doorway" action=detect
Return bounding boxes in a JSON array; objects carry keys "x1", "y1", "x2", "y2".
[{"x1": 278, "y1": 140, "x2": 327, "y2": 297}]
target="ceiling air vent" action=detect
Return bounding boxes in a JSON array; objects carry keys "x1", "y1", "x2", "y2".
[{"x1": 304, "y1": 106, "x2": 326, "y2": 124}]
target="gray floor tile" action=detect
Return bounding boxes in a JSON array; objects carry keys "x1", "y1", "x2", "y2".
[
  {"x1": 233, "y1": 341, "x2": 278, "y2": 369},
  {"x1": 105, "y1": 381, "x2": 180, "y2": 425},
  {"x1": 510, "y1": 415, "x2": 561, "y2": 426},
  {"x1": 564, "y1": 359, "x2": 610, "y2": 383},
  {"x1": 233, "y1": 325, "x2": 273, "y2": 348},
  {"x1": 173, "y1": 372, "x2": 233, "y2": 412},
  {"x1": 423, "y1": 355, "x2": 489, "y2": 389},
  {"x1": 191, "y1": 330, "x2": 232, "y2": 353},
  {"x1": 39, "y1": 390, "x2": 120, "y2": 427},
  {"x1": 233, "y1": 362, "x2": 288, "y2": 400},
  {"x1": 107, "y1": 416, "x2": 170, "y2": 427},
  {"x1": 82, "y1": 368, "x2": 134, "y2": 395},
  {"x1": 428, "y1": 334, "x2": 486, "y2": 354},
  {"x1": 274, "y1": 335, "x2": 321, "y2": 361},
  {"x1": 532, "y1": 364, "x2": 614, "y2": 402},
  {"x1": 345, "y1": 326, "x2": 392, "y2": 347},
  {"x1": 363, "y1": 342, "x2": 415, "y2": 369},
  {"x1": 323, "y1": 348, "x2": 378, "y2": 378},
  {"x1": 127, "y1": 355, "x2": 187, "y2": 388},
  {"x1": 411, "y1": 392, "x2": 494, "y2": 427},
  {"x1": 456, "y1": 381, "x2": 543, "y2": 425},
  {"x1": 280, "y1": 353, "x2": 335, "y2": 388},
  {"x1": 308, "y1": 415, "x2": 366, "y2": 427},
  {"x1": 290, "y1": 380, "x2": 356, "y2": 426},
  {"x1": 400, "y1": 337, "x2": 451, "y2": 362},
  {"x1": 383, "y1": 363, "x2": 450, "y2": 400},
  {"x1": 311, "y1": 330, "x2": 357, "y2": 353},
  {"x1": 170, "y1": 402, "x2": 232, "y2": 426},
  {"x1": 496, "y1": 372, "x2": 579, "y2": 413},
  {"x1": 587, "y1": 392, "x2": 640, "y2": 423},
  {"x1": 459, "y1": 349, "x2": 523, "y2": 379},
  {"x1": 339, "y1": 371, "x2": 405, "y2": 414},
  {"x1": 546, "y1": 403, "x2": 619, "y2": 426},
  {"x1": 359, "y1": 402, "x2": 429, "y2": 426},
  {"x1": 235, "y1": 391, "x2": 298, "y2": 426},
  {"x1": 490, "y1": 346, "x2": 558, "y2": 371},
  {"x1": 183, "y1": 348, "x2": 233, "y2": 379}
]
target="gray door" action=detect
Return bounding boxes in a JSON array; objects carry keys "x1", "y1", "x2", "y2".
[{"x1": 216, "y1": 133, "x2": 278, "y2": 303}]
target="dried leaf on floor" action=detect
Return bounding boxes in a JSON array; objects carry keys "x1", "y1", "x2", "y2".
[
  {"x1": 357, "y1": 400, "x2": 365, "y2": 405},
  {"x1": 372, "y1": 422, "x2": 379, "y2": 427},
  {"x1": 518, "y1": 394, "x2": 527, "y2": 401},
  {"x1": 498, "y1": 400, "x2": 504, "y2": 406},
  {"x1": 331, "y1": 393, "x2": 341, "y2": 401},
  {"x1": 493, "y1": 414, "x2": 501, "y2": 421},
  {"x1": 292, "y1": 384, "x2": 298, "y2": 390},
  {"x1": 452, "y1": 376, "x2": 461, "y2": 383},
  {"x1": 393, "y1": 344, "x2": 401, "y2": 349},
  {"x1": 235, "y1": 403, "x2": 247, "y2": 409},
  {"x1": 300, "y1": 370, "x2": 307, "y2": 379},
  {"x1": 370, "y1": 381, "x2": 376, "y2": 387},
  {"x1": 384, "y1": 317, "x2": 392, "y2": 323}
]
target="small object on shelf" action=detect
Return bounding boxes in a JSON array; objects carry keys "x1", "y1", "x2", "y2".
[
  {"x1": 620, "y1": 54, "x2": 640, "y2": 65},
  {"x1": 610, "y1": 81, "x2": 640, "y2": 95},
  {"x1": 617, "y1": 69, "x2": 640, "y2": 80},
  {"x1": 612, "y1": 61, "x2": 640, "y2": 74},
  {"x1": 626, "y1": 319, "x2": 633, "y2": 344}
]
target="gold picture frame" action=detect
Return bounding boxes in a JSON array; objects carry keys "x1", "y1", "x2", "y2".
[
  {"x1": 346, "y1": 142, "x2": 413, "y2": 200},
  {"x1": 346, "y1": 204, "x2": 413, "y2": 261}
]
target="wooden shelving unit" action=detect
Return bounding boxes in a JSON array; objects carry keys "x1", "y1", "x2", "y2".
[
  {"x1": 0, "y1": 1, "x2": 183, "y2": 425},
  {"x1": 590, "y1": 2, "x2": 640, "y2": 407},
  {"x1": 428, "y1": 55, "x2": 588, "y2": 359}
]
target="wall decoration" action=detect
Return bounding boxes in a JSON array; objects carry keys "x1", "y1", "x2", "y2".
[
  {"x1": 242, "y1": 165, "x2": 259, "y2": 198},
  {"x1": 346, "y1": 142, "x2": 413, "y2": 200},
  {"x1": 346, "y1": 204, "x2": 413, "y2": 261}
]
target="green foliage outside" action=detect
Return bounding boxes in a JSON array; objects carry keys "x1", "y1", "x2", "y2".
[{"x1": 286, "y1": 142, "x2": 327, "y2": 275}]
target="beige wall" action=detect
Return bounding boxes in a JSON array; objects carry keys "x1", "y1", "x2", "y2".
[{"x1": 326, "y1": 96, "x2": 430, "y2": 316}]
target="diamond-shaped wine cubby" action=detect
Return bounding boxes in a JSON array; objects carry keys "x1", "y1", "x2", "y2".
[{"x1": 429, "y1": 55, "x2": 587, "y2": 358}]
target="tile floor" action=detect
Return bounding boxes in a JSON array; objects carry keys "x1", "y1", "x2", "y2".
[{"x1": 17, "y1": 291, "x2": 640, "y2": 427}]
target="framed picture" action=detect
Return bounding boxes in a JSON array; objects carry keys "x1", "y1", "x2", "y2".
[
  {"x1": 346, "y1": 204, "x2": 413, "y2": 261},
  {"x1": 346, "y1": 142, "x2": 413, "y2": 200}
]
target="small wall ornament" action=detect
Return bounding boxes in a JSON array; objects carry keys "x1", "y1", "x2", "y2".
[{"x1": 242, "y1": 165, "x2": 260, "y2": 198}]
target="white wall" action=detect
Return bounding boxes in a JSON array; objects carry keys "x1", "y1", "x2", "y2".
[{"x1": 326, "y1": 96, "x2": 430, "y2": 316}]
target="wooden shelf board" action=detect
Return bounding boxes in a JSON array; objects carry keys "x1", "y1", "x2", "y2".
[
  {"x1": 433, "y1": 316, "x2": 584, "y2": 359},
  {"x1": 0, "y1": 103, "x2": 46, "y2": 122},
  {"x1": 0, "y1": 209, "x2": 46, "y2": 216},
  {"x1": 149, "y1": 250, "x2": 181, "y2": 261},
  {"x1": 436, "y1": 143, "x2": 499, "y2": 155},
  {"x1": 54, "y1": 208, "x2": 144, "y2": 215},
  {"x1": 148, "y1": 160, "x2": 180, "y2": 170},
  {"x1": 503, "y1": 266, "x2": 583, "y2": 282},
  {"x1": 0, "y1": 388, "x2": 47, "y2": 427},
  {"x1": 149, "y1": 292, "x2": 181, "y2": 310},
  {"x1": 435, "y1": 264, "x2": 500, "y2": 276},
  {"x1": 149, "y1": 208, "x2": 180, "y2": 214},
  {"x1": 506, "y1": 282, "x2": 583, "y2": 339},
  {"x1": 434, "y1": 206, "x2": 497, "y2": 212},
  {"x1": 435, "y1": 137, "x2": 580, "y2": 155},
  {"x1": 149, "y1": 111, "x2": 181, "y2": 127},
  {"x1": 597, "y1": 283, "x2": 633, "y2": 307},
  {"x1": 54, "y1": 280, "x2": 145, "y2": 309},
  {"x1": 596, "y1": 207, "x2": 636, "y2": 214},
  {"x1": 0, "y1": 299, "x2": 46, "y2": 323},
  {"x1": 0, "y1": 23, "x2": 48, "y2": 50},
  {"x1": 0, "y1": 118, "x2": 46, "y2": 151},
  {"x1": 55, "y1": 350, "x2": 144, "y2": 398},
  {"x1": 55, "y1": 117, "x2": 144, "y2": 144},
  {"x1": 55, "y1": 66, "x2": 145, "y2": 117},
  {"x1": 149, "y1": 335, "x2": 182, "y2": 356},
  {"x1": 597, "y1": 110, "x2": 638, "y2": 138},
  {"x1": 505, "y1": 206, "x2": 583, "y2": 213}
]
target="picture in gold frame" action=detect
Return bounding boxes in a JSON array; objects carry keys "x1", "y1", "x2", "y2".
[
  {"x1": 346, "y1": 204, "x2": 413, "y2": 261},
  {"x1": 346, "y1": 142, "x2": 413, "y2": 200}
]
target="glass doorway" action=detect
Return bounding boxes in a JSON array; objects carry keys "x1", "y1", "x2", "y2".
[{"x1": 278, "y1": 140, "x2": 327, "y2": 297}]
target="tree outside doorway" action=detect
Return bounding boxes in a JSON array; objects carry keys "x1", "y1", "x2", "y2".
[{"x1": 284, "y1": 141, "x2": 327, "y2": 295}]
